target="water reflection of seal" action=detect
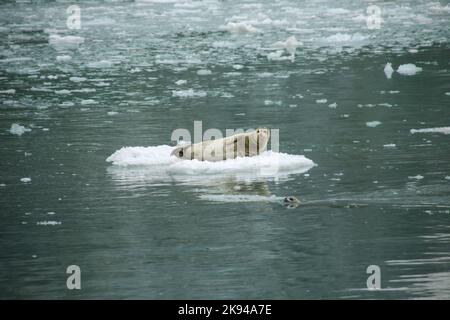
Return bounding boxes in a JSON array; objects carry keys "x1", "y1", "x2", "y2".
[{"x1": 171, "y1": 128, "x2": 270, "y2": 161}]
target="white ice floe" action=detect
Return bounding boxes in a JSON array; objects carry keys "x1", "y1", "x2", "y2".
[
  {"x1": 107, "y1": 111, "x2": 118, "y2": 116},
  {"x1": 408, "y1": 175, "x2": 424, "y2": 180},
  {"x1": 69, "y1": 76, "x2": 87, "y2": 82},
  {"x1": 106, "y1": 145, "x2": 316, "y2": 180},
  {"x1": 445, "y1": 92, "x2": 450, "y2": 96},
  {"x1": 172, "y1": 89, "x2": 207, "y2": 98},
  {"x1": 196, "y1": 69, "x2": 212, "y2": 76},
  {"x1": 0, "y1": 89, "x2": 15, "y2": 94},
  {"x1": 10, "y1": 123, "x2": 31, "y2": 136},
  {"x1": 271, "y1": 36, "x2": 301, "y2": 62},
  {"x1": 366, "y1": 121, "x2": 382, "y2": 127},
  {"x1": 328, "y1": 102, "x2": 337, "y2": 108},
  {"x1": 20, "y1": 177, "x2": 31, "y2": 183},
  {"x1": 87, "y1": 60, "x2": 113, "y2": 69},
  {"x1": 56, "y1": 55, "x2": 72, "y2": 62},
  {"x1": 397, "y1": 63, "x2": 422, "y2": 75},
  {"x1": 175, "y1": 80, "x2": 187, "y2": 85},
  {"x1": 410, "y1": 127, "x2": 450, "y2": 135},
  {"x1": 55, "y1": 89, "x2": 71, "y2": 95},
  {"x1": 316, "y1": 99, "x2": 327, "y2": 104},
  {"x1": 36, "y1": 221, "x2": 61, "y2": 226},
  {"x1": 383, "y1": 144, "x2": 396, "y2": 148},
  {"x1": 384, "y1": 62, "x2": 394, "y2": 79},
  {"x1": 222, "y1": 22, "x2": 259, "y2": 33}
]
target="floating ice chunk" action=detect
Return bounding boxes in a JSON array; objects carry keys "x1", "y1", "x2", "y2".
[
  {"x1": 445, "y1": 176, "x2": 450, "y2": 180},
  {"x1": 106, "y1": 145, "x2": 316, "y2": 180},
  {"x1": 397, "y1": 64, "x2": 422, "y2": 75},
  {"x1": 107, "y1": 111, "x2": 118, "y2": 116},
  {"x1": 408, "y1": 175, "x2": 424, "y2": 180},
  {"x1": 10, "y1": 123, "x2": 31, "y2": 136},
  {"x1": 267, "y1": 50, "x2": 291, "y2": 61},
  {"x1": 0, "y1": 89, "x2": 15, "y2": 94},
  {"x1": 55, "y1": 89, "x2": 71, "y2": 95},
  {"x1": 383, "y1": 144, "x2": 396, "y2": 148},
  {"x1": 324, "y1": 33, "x2": 368, "y2": 43},
  {"x1": 328, "y1": 102, "x2": 337, "y2": 108},
  {"x1": 445, "y1": 92, "x2": 450, "y2": 96},
  {"x1": 69, "y1": 76, "x2": 87, "y2": 82},
  {"x1": 172, "y1": 89, "x2": 207, "y2": 98},
  {"x1": 20, "y1": 177, "x2": 31, "y2": 183},
  {"x1": 272, "y1": 36, "x2": 301, "y2": 62},
  {"x1": 37, "y1": 221, "x2": 61, "y2": 226},
  {"x1": 233, "y1": 64, "x2": 244, "y2": 70},
  {"x1": 87, "y1": 60, "x2": 113, "y2": 69},
  {"x1": 410, "y1": 127, "x2": 450, "y2": 134},
  {"x1": 316, "y1": 99, "x2": 327, "y2": 104},
  {"x1": 384, "y1": 62, "x2": 394, "y2": 79},
  {"x1": 366, "y1": 121, "x2": 382, "y2": 127},
  {"x1": 222, "y1": 22, "x2": 259, "y2": 33},
  {"x1": 47, "y1": 212, "x2": 55, "y2": 215},
  {"x1": 0, "y1": 183, "x2": 6, "y2": 187},
  {"x1": 175, "y1": 80, "x2": 187, "y2": 85},
  {"x1": 197, "y1": 69, "x2": 212, "y2": 76},
  {"x1": 81, "y1": 99, "x2": 96, "y2": 105},
  {"x1": 56, "y1": 55, "x2": 71, "y2": 62}
]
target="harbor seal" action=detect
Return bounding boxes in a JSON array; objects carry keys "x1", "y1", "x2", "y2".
[{"x1": 171, "y1": 128, "x2": 270, "y2": 162}]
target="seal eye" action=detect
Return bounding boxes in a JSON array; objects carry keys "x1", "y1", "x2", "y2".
[
  {"x1": 179, "y1": 149, "x2": 184, "y2": 157},
  {"x1": 257, "y1": 129, "x2": 260, "y2": 134}
]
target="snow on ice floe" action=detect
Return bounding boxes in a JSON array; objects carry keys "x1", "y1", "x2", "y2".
[
  {"x1": 20, "y1": 177, "x2": 31, "y2": 183},
  {"x1": 106, "y1": 145, "x2": 316, "y2": 179},
  {"x1": 410, "y1": 127, "x2": 450, "y2": 135},
  {"x1": 10, "y1": 124, "x2": 31, "y2": 136},
  {"x1": 397, "y1": 64, "x2": 422, "y2": 75},
  {"x1": 384, "y1": 63, "x2": 394, "y2": 79},
  {"x1": 366, "y1": 121, "x2": 382, "y2": 128}
]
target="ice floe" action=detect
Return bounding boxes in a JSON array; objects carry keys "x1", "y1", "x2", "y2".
[
  {"x1": 397, "y1": 63, "x2": 422, "y2": 75},
  {"x1": 410, "y1": 127, "x2": 450, "y2": 135},
  {"x1": 366, "y1": 121, "x2": 382, "y2": 128},
  {"x1": 10, "y1": 123, "x2": 31, "y2": 136}
]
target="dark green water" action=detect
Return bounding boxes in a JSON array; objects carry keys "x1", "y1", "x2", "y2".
[{"x1": 1, "y1": 0, "x2": 450, "y2": 299}]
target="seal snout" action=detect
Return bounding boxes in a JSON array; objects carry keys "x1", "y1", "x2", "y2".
[{"x1": 284, "y1": 196, "x2": 300, "y2": 204}]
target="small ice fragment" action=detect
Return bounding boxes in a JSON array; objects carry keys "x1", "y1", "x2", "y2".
[
  {"x1": 383, "y1": 144, "x2": 396, "y2": 148},
  {"x1": 55, "y1": 89, "x2": 71, "y2": 95},
  {"x1": 81, "y1": 99, "x2": 96, "y2": 105},
  {"x1": 56, "y1": 55, "x2": 71, "y2": 62},
  {"x1": 0, "y1": 183, "x2": 6, "y2": 187},
  {"x1": 445, "y1": 92, "x2": 450, "y2": 96},
  {"x1": 69, "y1": 76, "x2": 87, "y2": 82},
  {"x1": 107, "y1": 111, "x2": 118, "y2": 116},
  {"x1": 366, "y1": 121, "x2": 382, "y2": 127},
  {"x1": 32, "y1": 255, "x2": 37, "y2": 258},
  {"x1": 36, "y1": 221, "x2": 61, "y2": 226},
  {"x1": 0, "y1": 89, "x2": 15, "y2": 94},
  {"x1": 328, "y1": 102, "x2": 337, "y2": 108},
  {"x1": 222, "y1": 22, "x2": 259, "y2": 33},
  {"x1": 410, "y1": 127, "x2": 450, "y2": 135},
  {"x1": 316, "y1": 99, "x2": 327, "y2": 104},
  {"x1": 10, "y1": 124, "x2": 31, "y2": 136},
  {"x1": 47, "y1": 212, "x2": 55, "y2": 215},
  {"x1": 445, "y1": 176, "x2": 450, "y2": 180},
  {"x1": 384, "y1": 62, "x2": 394, "y2": 79},
  {"x1": 20, "y1": 177, "x2": 31, "y2": 183},
  {"x1": 175, "y1": 80, "x2": 187, "y2": 85},
  {"x1": 233, "y1": 64, "x2": 244, "y2": 70},
  {"x1": 197, "y1": 69, "x2": 212, "y2": 76},
  {"x1": 397, "y1": 64, "x2": 422, "y2": 75},
  {"x1": 172, "y1": 89, "x2": 207, "y2": 98},
  {"x1": 408, "y1": 175, "x2": 424, "y2": 180}
]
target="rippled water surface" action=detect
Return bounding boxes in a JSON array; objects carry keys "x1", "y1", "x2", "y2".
[{"x1": 1, "y1": 0, "x2": 450, "y2": 299}]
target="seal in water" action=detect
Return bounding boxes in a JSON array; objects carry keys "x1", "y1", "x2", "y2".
[{"x1": 171, "y1": 128, "x2": 270, "y2": 161}]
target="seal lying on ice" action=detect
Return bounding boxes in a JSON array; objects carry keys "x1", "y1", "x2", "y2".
[{"x1": 171, "y1": 128, "x2": 270, "y2": 161}]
